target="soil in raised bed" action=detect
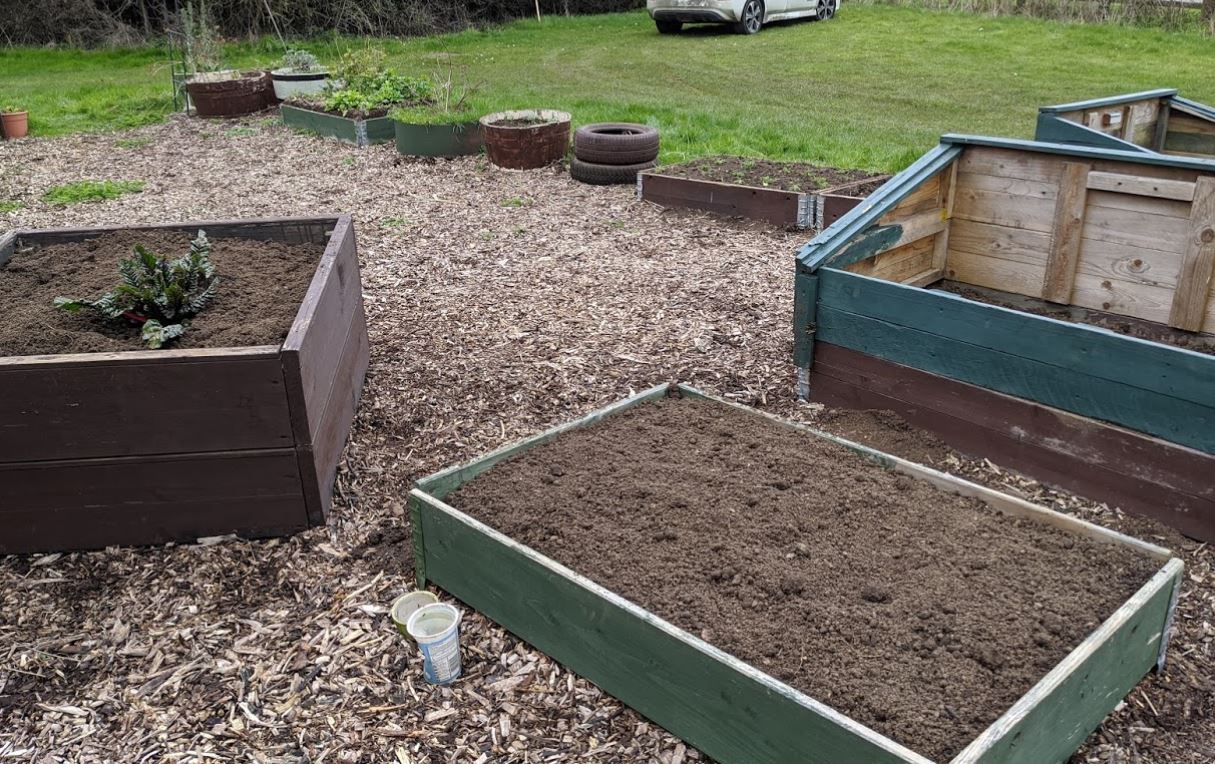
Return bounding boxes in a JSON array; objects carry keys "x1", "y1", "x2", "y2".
[
  {"x1": 284, "y1": 98, "x2": 397, "y2": 120},
  {"x1": 450, "y1": 394, "x2": 1161, "y2": 762},
  {"x1": 938, "y1": 281, "x2": 1215, "y2": 356},
  {"x1": 0, "y1": 230, "x2": 323, "y2": 356},
  {"x1": 661, "y1": 156, "x2": 885, "y2": 194}
]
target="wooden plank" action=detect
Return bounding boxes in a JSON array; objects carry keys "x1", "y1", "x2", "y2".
[
  {"x1": 1086, "y1": 171, "x2": 1196, "y2": 201},
  {"x1": 878, "y1": 174, "x2": 941, "y2": 219},
  {"x1": 639, "y1": 173, "x2": 801, "y2": 227},
  {"x1": 957, "y1": 147, "x2": 1063, "y2": 185},
  {"x1": 0, "y1": 351, "x2": 294, "y2": 463},
  {"x1": 953, "y1": 185, "x2": 1057, "y2": 234},
  {"x1": 1042, "y1": 162, "x2": 1091, "y2": 303},
  {"x1": 1082, "y1": 202, "x2": 1191, "y2": 252},
  {"x1": 0, "y1": 448, "x2": 307, "y2": 554},
  {"x1": 10, "y1": 217, "x2": 335, "y2": 248},
  {"x1": 847, "y1": 237, "x2": 935, "y2": 283},
  {"x1": 931, "y1": 161, "x2": 958, "y2": 274},
  {"x1": 1086, "y1": 189, "x2": 1192, "y2": 218},
  {"x1": 954, "y1": 561, "x2": 1183, "y2": 764},
  {"x1": 1168, "y1": 177, "x2": 1215, "y2": 331},
  {"x1": 946, "y1": 247, "x2": 1047, "y2": 298}
]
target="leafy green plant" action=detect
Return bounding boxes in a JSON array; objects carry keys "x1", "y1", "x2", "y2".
[
  {"x1": 321, "y1": 48, "x2": 433, "y2": 116},
  {"x1": 0, "y1": 200, "x2": 23, "y2": 213},
  {"x1": 43, "y1": 180, "x2": 144, "y2": 205},
  {"x1": 54, "y1": 231, "x2": 219, "y2": 349},
  {"x1": 280, "y1": 49, "x2": 321, "y2": 73},
  {"x1": 2, "y1": 105, "x2": 22, "y2": 113}
]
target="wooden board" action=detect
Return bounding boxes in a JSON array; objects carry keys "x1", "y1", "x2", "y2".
[
  {"x1": 411, "y1": 383, "x2": 1179, "y2": 764},
  {"x1": 1042, "y1": 162, "x2": 1091, "y2": 303},
  {"x1": 638, "y1": 172, "x2": 802, "y2": 227},
  {"x1": 1168, "y1": 177, "x2": 1215, "y2": 331},
  {"x1": 809, "y1": 342, "x2": 1215, "y2": 541}
]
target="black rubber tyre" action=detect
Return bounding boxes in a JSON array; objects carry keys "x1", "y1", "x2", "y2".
[
  {"x1": 814, "y1": 0, "x2": 837, "y2": 20},
  {"x1": 573, "y1": 123, "x2": 660, "y2": 165},
  {"x1": 733, "y1": 0, "x2": 763, "y2": 34},
  {"x1": 655, "y1": 19, "x2": 683, "y2": 34},
  {"x1": 569, "y1": 157, "x2": 657, "y2": 186}
]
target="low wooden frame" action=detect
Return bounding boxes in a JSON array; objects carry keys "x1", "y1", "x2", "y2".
[
  {"x1": 1035, "y1": 89, "x2": 1215, "y2": 163},
  {"x1": 410, "y1": 383, "x2": 1183, "y2": 764},
  {"x1": 0, "y1": 216, "x2": 369, "y2": 553},
  {"x1": 281, "y1": 104, "x2": 395, "y2": 147},
  {"x1": 637, "y1": 168, "x2": 890, "y2": 229},
  {"x1": 794, "y1": 135, "x2": 1215, "y2": 540}
]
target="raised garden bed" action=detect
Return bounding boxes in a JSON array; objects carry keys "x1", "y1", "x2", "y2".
[
  {"x1": 410, "y1": 383, "x2": 1182, "y2": 764},
  {"x1": 638, "y1": 157, "x2": 890, "y2": 229},
  {"x1": 281, "y1": 103, "x2": 395, "y2": 147},
  {"x1": 394, "y1": 119, "x2": 482, "y2": 158},
  {"x1": 0, "y1": 216, "x2": 369, "y2": 553},
  {"x1": 1035, "y1": 89, "x2": 1215, "y2": 162},
  {"x1": 794, "y1": 134, "x2": 1215, "y2": 541}
]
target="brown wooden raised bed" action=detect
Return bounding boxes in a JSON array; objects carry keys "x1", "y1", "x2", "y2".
[
  {"x1": 637, "y1": 168, "x2": 890, "y2": 229},
  {"x1": 0, "y1": 216, "x2": 368, "y2": 554}
]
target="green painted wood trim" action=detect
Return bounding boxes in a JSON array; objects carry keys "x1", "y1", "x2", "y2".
[
  {"x1": 952, "y1": 559, "x2": 1183, "y2": 764},
  {"x1": 395, "y1": 120, "x2": 483, "y2": 157},
  {"x1": 412, "y1": 490, "x2": 930, "y2": 764},
  {"x1": 281, "y1": 104, "x2": 359, "y2": 143},
  {"x1": 1038, "y1": 89, "x2": 1177, "y2": 114},
  {"x1": 409, "y1": 492, "x2": 428, "y2": 588},
  {"x1": 415, "y1": 384, "x2": 671, "y2": 500},
  {"x1": 1163, "y1": 130, "x2": 1215, "y2": 157},
  {"x1": 815, "y1": 303, "x2": 1215, "y2": 453},
  {"x1": 793, "y1": 270, "x2": 819, "y2": 368},
  {"x1": 1168, "y1": 96, "x2": 1215, "y2": 123},
  {"x1": 797, "y1": 143, "x2": 961, "y2": 271},
  {"x1": 940, "y1": 134, "x2": 1215, "y2": 171},
  {"x1": 818, "y1": 269, "x2": 1215, "y2": 408},
  {"x1": 1033, "y1": 114, "x2": 1151, "y2": 153}
]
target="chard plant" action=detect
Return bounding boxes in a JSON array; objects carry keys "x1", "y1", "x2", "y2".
[{"x1": 54, "y1": 231, "x2": 219, "y2": 349}]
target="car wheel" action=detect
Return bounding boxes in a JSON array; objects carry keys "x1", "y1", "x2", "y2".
[
  {"x1": 655, "y1": 19, "x2": 683, "y2": 34},
  {"x1": 733, "y1": 0, "x2": 763, "y2": 34},
  {"x1": 815, "y1": 0, "x2": 836, "y2": 20}
]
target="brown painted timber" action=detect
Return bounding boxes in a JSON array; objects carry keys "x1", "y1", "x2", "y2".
[
  {"x1": 0, "y1": 216, "x2": 369, "y2": 554},
  {"x1": 639, "y1": 172, "x2": 802, "y2": 226},
  {"x1": 809, "y1": 342, "x2": 1215, "y2": 541}
]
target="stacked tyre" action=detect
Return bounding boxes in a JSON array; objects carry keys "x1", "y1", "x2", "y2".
[{"x1": 570, "y1": 123, "x2": 659, "y2": 185}]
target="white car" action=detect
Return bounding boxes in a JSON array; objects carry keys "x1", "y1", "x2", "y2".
[{"x1": 647, "y1": 0, "x2": 837, "y2": 34}]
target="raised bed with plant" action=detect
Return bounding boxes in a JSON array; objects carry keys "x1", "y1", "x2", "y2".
[
  {"x1": 391, "y1": 65, "x2": 484, "y2": 158},
  {"x1": 0, "y1": 216, "x2": 369, "y2": 554},
  {"x1": 271, "y1": 49, "x2": 331, "y2": 101},
  {"x1": 794, "y1": 134, "x2": 1215, "y2": 541},
  {"x1": 281, "y1": 50, "x2": 429, "y2": 147},
  {"x1": 639, "y1": 156, "x2": 890, "y2": 229},
  {"x1": 178, "y1": 2, "x2": 272, "y2": 118},
  {"x1": 410, "y1": 383, "x2": 1182, "y2": 764},
  {"x1": 480, "y1": 109, "x2": 571, "y2": 170}
]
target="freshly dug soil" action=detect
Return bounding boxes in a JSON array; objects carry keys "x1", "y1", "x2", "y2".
[
  {"x1": 939, "y1": 281, "x2": 1215, "y2": 357},
  {"x1": 284, "y1": 98, "x2": 394, "y2": 120},
  {"x1": 661, "y1": 156, "x2": 886, "y2": 195},
  {"x1": 0, "y1": 230, "x2": 323, "y2": 356},
  {"x1": 451, "y1": 394, "x2": 1161, "y2": 762}
]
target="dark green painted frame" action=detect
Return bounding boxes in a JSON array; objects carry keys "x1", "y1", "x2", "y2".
[
  {"x1": 280, "y1": 104, "x2": 395, "y2": 147},
  {"x1": 394, "y1": 120, "x2": 483, "y2": 157},
  {"x1": 1033, "y1": 90, "x2": 1215, "y2": 162},
  {"x1": 794, "y1": 135, "x2": 1215, "y2": 454},
  {"x1": 410, "y1": 383, "x2": 1181, "y2": 764}
]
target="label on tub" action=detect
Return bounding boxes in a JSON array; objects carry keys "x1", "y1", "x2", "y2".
[{"x1": 420, "y1": 631, "x2": 462, "y2": 684}]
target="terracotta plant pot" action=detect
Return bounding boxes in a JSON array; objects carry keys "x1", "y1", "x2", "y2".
[
  {"x1": 185, "y1": 71, "x2": 274, "y2": 118},
  {"x1": 1, "y1": 111, "x2": 29, "y2": 139},
  {"x1": 480, "y1": 110, "x2": 571, "y2": 170}
]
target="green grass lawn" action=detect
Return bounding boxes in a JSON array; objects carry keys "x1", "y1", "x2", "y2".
[{"x1": 2, "y1": 6, "x2": 1214, "y2": 171}]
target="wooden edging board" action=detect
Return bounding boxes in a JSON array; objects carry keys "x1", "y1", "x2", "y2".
[
  {"x1": 0, "y1": 216, "x2": 369, "y2": 553},
  {"x1": 409, "y1": 383, "x2": 1182, "y2": 764},
  {"x1": 280, "y1": 104, "x2": 395, "y2": 147},
  {"x1": 637, "y1": 170, "x2": 889, "y2": 229}
]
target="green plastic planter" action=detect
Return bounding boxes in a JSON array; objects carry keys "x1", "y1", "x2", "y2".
[
  {"x1": 281, "y1": 104, "x2": 395, "y2": 147},
  {"x1": 394, "y1": 120, "x2": 483, "y2": 158}
]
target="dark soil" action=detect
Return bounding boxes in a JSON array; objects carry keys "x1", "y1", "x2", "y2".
[
  {"x1": 0, "y1": 230, "x2": 323, "y2": 356},
  {"x1": 938, "y1": 281, "x2": 1215, "y2": 357},
  {"x1": 661, "y1": 156, "x2": 887, "y2": 195},
  {"x1": 450, "y1": 394, "x2": 1161, "y2": 762},
  {"x1": 284, "y1": 99, "x2": 393, "y2": 120}
]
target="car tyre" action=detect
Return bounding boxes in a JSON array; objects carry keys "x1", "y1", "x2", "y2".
[
  {"x1": 814, "y1": 0, "x2": 837, "y2": 20},
  {"x1": 655, "y1": 19, "x2": 683, "y2": 34},
  {"x1": 733, "y1": 0, "x2": 764, "y2": 34},
  {"x1": 569, "y1": 157, "x2": 658, "y2": 186},
  {"x1": 573, "y1": 123, "x2": 660, "y2": 165}
]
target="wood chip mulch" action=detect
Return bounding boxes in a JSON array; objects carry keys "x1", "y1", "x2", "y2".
[{"x1": 0, "y1": 115, "x2": 1211, "y2": 764}]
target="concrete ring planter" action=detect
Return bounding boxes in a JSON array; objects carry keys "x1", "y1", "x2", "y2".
[
  {"x1": 480, "y1": 109, "x2": 571, "y2": 170},
  {"x1": 271, "y1": 69, "x2": 330, "y2": 101},
  {"x1": 395, "y1": 120, "x2": 483, "y2": 158},
  {"x1": 186, "y1": 70, "x2": 274, "y2": 118}
]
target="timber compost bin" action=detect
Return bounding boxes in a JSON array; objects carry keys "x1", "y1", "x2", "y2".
[
  {"x1": 1035, "y1": 89, "x2": 1215, "y2": 162},
  {"x1": 409, "y1": 383, "x2": 1182, "y2": 764},
  {"x1": 394, "y1": 119, "x2": 483, "y2": 158},
  {"x1": 794, "y1": 134, "x2": 1215, "y2": 541},
  {"x1": 638, "y1": 160, "x2": 890, "y2": 229},
  {"x1": 281, "y1": 103, "x2": 396, "y2": 147},
  {"x1": 0, "y1": 216, "x2": 368, "y2": 554}
]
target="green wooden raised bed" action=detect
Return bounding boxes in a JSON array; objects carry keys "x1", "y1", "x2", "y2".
[
  {"x1": 281, "y1": 104, "x2": 395, "y2": 147},
  {"x1": 794, "y1": 134, "x2": 1215, "y2": 541},
  {"x1": 410, "y1": 383, "x2": 1182, "y2": 764},
  {"x1": 1034, "y1": 89, "x2": 1215, "y2": 163},
  {"x1": 394, "y1": 120, "x2": 482, "y2": 157}
]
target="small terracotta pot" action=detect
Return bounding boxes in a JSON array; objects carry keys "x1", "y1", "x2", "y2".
[{"x1": 1, "y1": 111, "x2": 29, "y2": 139}]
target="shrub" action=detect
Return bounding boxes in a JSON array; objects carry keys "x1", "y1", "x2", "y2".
[
  {"x1": 281, "y1": 49, "x2": 322, "y2": 73},
  {"x1": 320, "y1": 49, "x2": 434, "y2": 115}
]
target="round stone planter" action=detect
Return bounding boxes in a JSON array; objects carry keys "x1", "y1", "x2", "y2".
[
  {"x1": 185, "y1": 71, "x2": 273, "y2": 118},
  {"x1": 480, "y1": 110, "x2": 571, "y2": 170},
  {"x1": 271, "y1": 69, "x2": 330, "y2": 101},
  {"x1": 395, "y1": 120, "x2": 483, "y2": 158}
]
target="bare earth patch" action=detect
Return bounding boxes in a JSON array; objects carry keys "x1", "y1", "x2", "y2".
[{"x1": 0, "y1": 115, "x2": 1211, "y2": 764}]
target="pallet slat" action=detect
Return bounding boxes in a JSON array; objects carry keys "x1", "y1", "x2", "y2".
[
  {"x1": 1168, "y1": 177, "x2": 1215, "y2": 331},
  {"x1": 1042, "y1": 162, "x2": 1091, "y2": 303}
]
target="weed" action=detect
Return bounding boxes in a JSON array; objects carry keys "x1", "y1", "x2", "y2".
[
  {"x1": 116, "y1": 137, "x2": 152, "y2": 149},
  {"x1": 501, "y1": 197, "x2": 526, "y2": 208},
  {"x1": 225, "y1": 126, "x2": 258, "y2": 137},
  {"x1": 42, "y1": 180, "x2": 145, "y2": 205},
  {"x1": 382, "y1": 216, "x2": 412, "y2": 227},
  {"x1": 0, "y1": 200, "x2": 23, "y2": 213}
]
